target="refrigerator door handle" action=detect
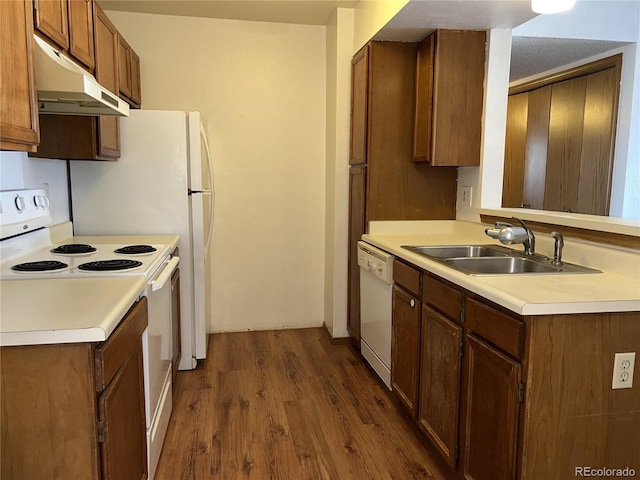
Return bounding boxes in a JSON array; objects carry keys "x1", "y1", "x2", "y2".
[{"x1": 200, "y1": 123, "x2": 215, "y2": 253}]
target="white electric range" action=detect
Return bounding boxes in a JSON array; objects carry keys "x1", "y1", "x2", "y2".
[{"x1": 0, "y1": 188, "x2": 176, "y2": 480}]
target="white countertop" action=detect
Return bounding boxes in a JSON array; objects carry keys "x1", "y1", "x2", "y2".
[
  {"x1": 0, "y1": 277, "x2": 146, "y2": 346},
  {"x1": 363, "y1": 221, "x2": 640, "y2": 316}
]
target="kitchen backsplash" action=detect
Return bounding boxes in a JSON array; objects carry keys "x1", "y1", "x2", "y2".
[{"x1": 0, "y1": 151, "x2": 70, "y2": 225}]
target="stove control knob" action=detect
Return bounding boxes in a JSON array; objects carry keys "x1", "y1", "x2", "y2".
[
  {"x1": 14, "y1": 195, "x2": 25, "y2": 213},
  {"x1": 33, "y1": 195, "x2": 41, "y2": 208}
]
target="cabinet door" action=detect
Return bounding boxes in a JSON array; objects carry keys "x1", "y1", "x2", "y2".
[
  {"x1": 413, "y1": 33, "x2": 435, "y2": 163},
  {"x1": 545, "y1": 69, "x2": 617, "y2": 215},
  {"x1": 418, "y1": 305, "x2": 462, "y2": 467},
  {"x1": 94, "y1": 4, "x2": 120, "y2": 158},
  {"x1": 118, "y1": 34, "x2": 132, "y2": 99},
  {"x1": 502, "y1": 92, "x2": 528, "y2": 208},
  {"x1": 347, "y1": 165, "x2": 366, "y2": 343},
  {"x1": 417, "y1": 30, "x2": 486, "y2": 167},
  {"x1": 460, "y1": 334, "x2": 521, "y2": 480},
  {"x1": 171, "y1": 267, "x2": 182, "y2": 388},
  {"x1": 434, "y1": 30, "x2": 486, "y2": 166},
  {"x1": 349, "y1": 44, "x2": 369, "y2": 165},
  {"x1": 130, "y1": 49, "x2": 142, "y2": 106},
  {"x1": 391, "y1": 285, "x2": 421, "y2": 417},
  {"x1": 1, "y1": 0, "x2": 39, "y2": 151},
  {"x1": 68, "y1": 0, "x2": 95, "y2": 70},
  {"x1": 98, "y1": 342, "x2": 148, "y2": 480},
  {"x1": 33, "y1": 0, "x2": 69, "y2": 50}
]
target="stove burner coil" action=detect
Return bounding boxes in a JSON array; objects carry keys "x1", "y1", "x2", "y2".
[
  {"x1": 78, "y1": 259, "x2": 143, "y2": 271},
  {"x1": 114, "y1": 245, "x2": 157, "y2": 255},
  {"x1": 11, "y1": 260, "x2": 69, "y2": 272},
  {"x1": 51, "y1": 243, "x2": 97, "y2": 254}
]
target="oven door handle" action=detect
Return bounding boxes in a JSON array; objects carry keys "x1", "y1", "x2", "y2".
[{"x1": 151, "y1": 256, "x2": 180, "y2": 292}]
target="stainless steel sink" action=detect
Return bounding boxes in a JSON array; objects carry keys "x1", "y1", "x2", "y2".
[
  {"x1": 401, "y1": 244, "x2": 600, "y2": 276},
  {"x1": 445, "y1": 257, "x2": 560, "y2": 275},
  {"x1": 403, "y1": 244, "x2": 513, "y2": 258}
]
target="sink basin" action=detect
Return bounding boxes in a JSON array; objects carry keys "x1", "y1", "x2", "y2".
[
  {"x1": 445, "y1": 257, "x2": 561, "y2": 275},
  {"x1": 401, "y1": 244, "x2": 600, "y2": 276},
  {"x1": 403, "y1": 244, "x2": 512, "y2": 258}
]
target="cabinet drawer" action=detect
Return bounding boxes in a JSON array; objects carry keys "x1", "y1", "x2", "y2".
[
  {"x1": 465, "y1": 297, "x2": 523, "y2": 360},
  {"x1": 95, "y1": 297, "x2": 148, "y2": 391},
  {"x1": 422, "y1": 274, "x2": 462, "y2": 324},
  {"x1": 393, "y1": 260, "x2": 421, "y2": 296}
]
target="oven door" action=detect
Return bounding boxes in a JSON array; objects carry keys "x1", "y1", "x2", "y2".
[{"x1": 143, "y1": 255, "x2": 180, "y2": 435}]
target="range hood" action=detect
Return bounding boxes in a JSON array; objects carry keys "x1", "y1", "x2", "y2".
[{"x1": 33, "y1": 35, "x2": 129, "y2": 117}]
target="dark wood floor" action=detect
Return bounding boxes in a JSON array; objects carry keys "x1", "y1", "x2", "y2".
[{"x1": 155, "y1": 328, "x2": 454, "y2": 480}]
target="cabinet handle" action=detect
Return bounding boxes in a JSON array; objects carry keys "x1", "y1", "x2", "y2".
[{"x1": 410, "y1": 299, "x2": 415, "y2": 308}]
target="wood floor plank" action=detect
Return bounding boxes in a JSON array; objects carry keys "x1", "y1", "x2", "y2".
[{"x1": 155, "y1": 328, "x2": 454, "y2": 480}]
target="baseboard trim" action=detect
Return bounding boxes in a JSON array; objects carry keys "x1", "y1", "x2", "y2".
[{"x1": 322, "y1": 323, "x2": 352, "y2": 345}]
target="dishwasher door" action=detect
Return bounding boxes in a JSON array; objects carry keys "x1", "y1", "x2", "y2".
[{"x1": 358, "y1": 241, "x2": 394, "y2": 390}]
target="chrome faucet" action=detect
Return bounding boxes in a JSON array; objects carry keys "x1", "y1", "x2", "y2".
[
  {"x1": 551, "y1": 231, "x2": 564, "y2": 265},
  {"x1": 485, "y1": 217, "x2": 536, "y2": 255}
]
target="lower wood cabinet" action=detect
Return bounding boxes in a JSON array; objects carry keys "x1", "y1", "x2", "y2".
[
  {"x1": 0, "y1": 297, "x2": 148, "y2": 479},
  {"x1": 389, "y1": 266, "x2": 639, "y2": 479},
  {"x1": 391, "y1": 283, "x2": 421, "y2": 417},
  {"x1": 347, "y1": 165, "x2": 366, "y2": 344},
  {"x1": 418, "y1": 304, "x2": 462, "y2": 467},
  {"x1": 459, "y1": 333, "x2": 522, "y2": 480}
]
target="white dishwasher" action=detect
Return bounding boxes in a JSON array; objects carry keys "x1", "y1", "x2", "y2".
[{"x1": 358, "y1": 241, "x2": 394, "y2": 390}]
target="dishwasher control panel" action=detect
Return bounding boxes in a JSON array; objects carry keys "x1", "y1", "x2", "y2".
[{"x1": 357, "y1": 241, "x2": 394, "y2": 284}]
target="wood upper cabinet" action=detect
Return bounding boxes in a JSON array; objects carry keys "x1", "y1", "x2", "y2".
[
  {"x1": 34, "y1": 0, "x2": 95, "y2": 70},
  {"x1": 391, "y1": 283, "x2": 422, "y2": 417},
  {"x1": 118, "y1": 33, "x2": 142, "y2": 108},
  {"x1": 130, "y1": 48, "x2": 141, "y2": 105},
  {"x1": 0, "y1": 298, "x2": 148, "y2": 479},
  {"x1": 68, "y1": 0, "x2": 95, "y2": 70},
  {"x1": 33, "y1": 0, "x2": 69, "y2": 50},
  {"x1": 363, "y1": 41, "x2": 458, "y2": 222},
  {"x1": 94, "y1": 4, "x2": 120, "y2": 158},
  {"x1": 418, "y1": 304, "x2": 462, "y2": 468},
  {"x1": 0, "y1": 0, "x2": 40, "y2": 152},
  {"x1": 32, "y1": 3, "x2": 120, "y2": 160},
  {"x1": 349, "y1": 44, "x2": 369, "y2": 165},
  {"x1": 413, "y1": 30, "x2": 486, "y2": 166},
  {"x1": 460, "y1": 334, "x2": 521, "y2": 480}
]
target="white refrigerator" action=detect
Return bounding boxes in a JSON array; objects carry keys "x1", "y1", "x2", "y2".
[{"x1": 70, "y1": 110, "x2": 214, "y2": 371}]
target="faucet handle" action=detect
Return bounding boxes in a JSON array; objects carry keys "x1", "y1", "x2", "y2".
[{"x1": 551, "y1": 231, "x2": 564, "y2": 265}]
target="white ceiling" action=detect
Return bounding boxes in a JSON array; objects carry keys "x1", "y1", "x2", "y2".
[
  {"x1": 97, "y1": 0, "x2": 359, "y2": 26},
  {"x1": 510, "y1": 36, "x2": 630, "y2": 81},
  {"x1": 374, "y1": 1, "x2": 537, "y2": 42},
  {"x1": 98, "y1": 0, "x2": 638, "y2": 82}
]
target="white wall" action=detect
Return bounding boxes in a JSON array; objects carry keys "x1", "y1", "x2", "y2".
[
  {"x1": 0, "y1": 151, "x2": 70, "y2": 225},
  {"x1": 324, "y1": 8, "x2": 354, "y2": 339},
  {"x1": 353, "y1": 0, "x2": 409, "y2": 52},
  {"x1": 106, "y1": 11, "x2": 327, "y2": 333},
  {"x1": 456, "y1": 29, "x2": 513, "y2": 223}
]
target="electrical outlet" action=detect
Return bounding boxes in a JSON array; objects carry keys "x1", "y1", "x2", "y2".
[
  {"x1": 461, "y1": 186, "x2": 472, "y2": 207},
  {"x1": 612, "y1": 352, "x2": 635, "y2": 389}
]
